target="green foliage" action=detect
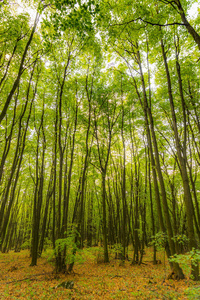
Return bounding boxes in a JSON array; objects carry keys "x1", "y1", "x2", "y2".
[
  {"x1": 185, "y1": 285, "x2": 200, "y2": 299},
  {"x1": 110, "y1": 243, "x2": 123, "y2": 257},
  {"x1": 54, "y1": 227, "x2": 83, "y2": 265},
  {"x1": 43, "y1": 0, "x2": 97, "y2": 42},
  {"x1": 151, "y1": 232, "x2": 168, "y2": 251},
  {"x1": 169, "y1": 249, "x2": 200, "y2": 276},
  {"x1": 81, "y1": 246, "x2": 97, "y2": 261},
  {"x1": 1, "y1": 0, "x2": 200, "y2": 286},
  {"x1": 43, "y1": 238, "x2": 52, "y2": 251},
  {"x1": 172, "y1": 234, "x2": 189, "y2": 247},
  {"x1": 21, "y1": 240, "x2": 31, "y2": 250}
]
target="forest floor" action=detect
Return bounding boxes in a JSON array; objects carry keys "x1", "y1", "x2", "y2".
[{"x1": 0, "y1": 247, "x2": 200, "y2": 299}]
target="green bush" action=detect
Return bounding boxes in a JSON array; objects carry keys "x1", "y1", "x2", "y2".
[
  {"x1": 21, "y1": 240, "x2": 31, "y2": 250},
  {"x1": 53, "y1": 227, "x2": 84, "y2": 265},
  {"x1": 151, "y1": 232, "x2": 167, "y2": 250},
  {"x1": 169, "y1": 248, "x2": 200, "y2": 277}
]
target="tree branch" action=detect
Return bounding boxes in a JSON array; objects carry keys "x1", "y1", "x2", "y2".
[{"x1": 110, "y1": 17, "x2": 185, "y2": 28}]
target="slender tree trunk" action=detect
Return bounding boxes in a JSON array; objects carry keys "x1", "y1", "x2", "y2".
[
  {"x1": 101, "y1": 172, "x2": 109, "y2": 262},
  {"x1": 38, "y1": 165, "x2": 54, "y2": 256},
  {"x1": 174, "y1": 0, "x2": 200, "y2": 51},
  {"x1": 121, "y1": 87, "x2": 127, "y2": 262},
  {"x1": 0, "y1": 12, "x2": 40, "y2": 123},
  {"x1": 31, "y1": 103, "x2": 46, "y2": 266}
]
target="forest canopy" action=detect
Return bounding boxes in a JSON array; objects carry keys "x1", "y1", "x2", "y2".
[{"x1": 1, "y1": 0, "x2": 200, "y2": 281}]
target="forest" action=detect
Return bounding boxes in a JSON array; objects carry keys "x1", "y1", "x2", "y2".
[{"x1": 1, "y1": 0, "x2": 200, "y2": 298}]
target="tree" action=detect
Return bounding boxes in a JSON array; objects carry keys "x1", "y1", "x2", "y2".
[{"x1": 1, "y1": 0, "x2": 200, "y2": 282}]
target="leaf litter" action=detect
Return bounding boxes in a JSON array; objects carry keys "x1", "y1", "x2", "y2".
[{"x1": 0, "y1": 248, "x2": 198, "y2": 299}]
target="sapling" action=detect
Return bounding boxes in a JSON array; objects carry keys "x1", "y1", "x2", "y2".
[{"x1": 151, "y1": 232, "x2": 168, "y2": 278}]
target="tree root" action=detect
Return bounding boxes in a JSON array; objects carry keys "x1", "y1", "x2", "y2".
[{"x1": 167, "y1": 270, "x2": 185, "y2": 280}]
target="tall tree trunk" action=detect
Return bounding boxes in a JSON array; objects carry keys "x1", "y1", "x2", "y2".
[
  {"x1": 0, "y1": 12, "x2": 40, "y2": 123},
  {"x1": 31, "y1": 102, "x2": 46, "y2": 266}
]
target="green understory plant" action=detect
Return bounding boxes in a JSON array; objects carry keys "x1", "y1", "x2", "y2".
[
  {"x1": 53, "y1": 227, "x2": 84, "y2": 266},
  {"x1": 172, "y1": 234, "x2": 189, "y2": 252},
  {"x1": 169, "y1": 248, "x2": 200, "y2": 278},
  {"x1": 185, "y1": 285, "x2": 200, "y2": 299}
]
